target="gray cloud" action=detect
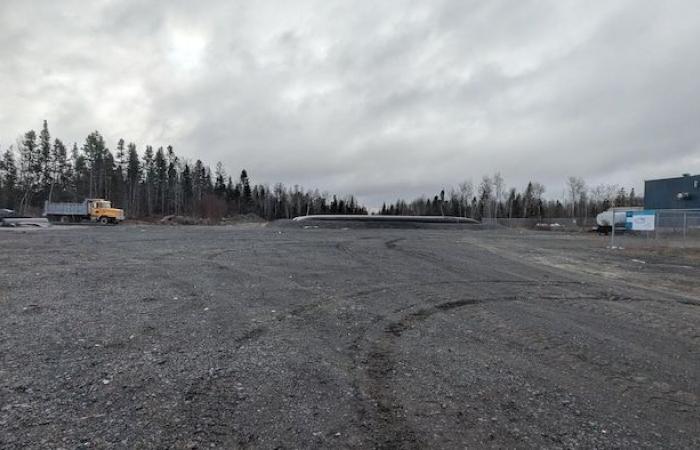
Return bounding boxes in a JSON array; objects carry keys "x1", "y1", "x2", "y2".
[{"x1": 1, "y1": 0, "x2": 699, "y2": 206}]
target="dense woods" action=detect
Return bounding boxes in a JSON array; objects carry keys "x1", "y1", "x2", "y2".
[
  {"x1": 1, "y1": 122, "x2": 643, "y2": 222},
  {"x1": 0, "y1": 121, "x2": 367, "y2": 219}
]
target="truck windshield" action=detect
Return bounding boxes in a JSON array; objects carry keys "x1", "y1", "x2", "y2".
[{"x1": 97, "y1": 202, "x2": 111, "y2": 208}]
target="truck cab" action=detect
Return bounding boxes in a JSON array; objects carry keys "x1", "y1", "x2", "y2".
[{"x1": 88, "y1": 199, "x2": 125, "y2": 224}]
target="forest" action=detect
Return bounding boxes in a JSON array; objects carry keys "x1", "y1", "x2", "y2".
[
  {"x1": 1, "y1": 121, "x2": 642, "y2": 221},
  {"x1": 380, "y1": 174, "x2": 642, "y2": 221},
  {"x1": 0, "y1": 121, "x2": 367, "y2": 220}
]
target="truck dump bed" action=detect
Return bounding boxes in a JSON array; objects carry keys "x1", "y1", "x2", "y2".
[{"x1": 44, "y1": 201, "x2": 88, "y2": 216}]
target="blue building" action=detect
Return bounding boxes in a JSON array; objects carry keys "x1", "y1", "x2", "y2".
[{"x1": 644, "y1": 174, "x2": 700, "y2": 209}]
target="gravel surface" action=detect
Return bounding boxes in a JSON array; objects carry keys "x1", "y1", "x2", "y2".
[{"x1": 1, "y1": 225, "x2": 698, "y2": 448}]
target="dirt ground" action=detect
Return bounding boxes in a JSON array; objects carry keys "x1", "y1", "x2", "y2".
[{"x1": 1, "y1": 224, "x2": 698, "y2": 448}]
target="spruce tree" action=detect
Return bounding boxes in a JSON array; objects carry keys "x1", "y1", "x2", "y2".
[
  {"x1": 126, "y1": 143, "x2": 141, "y2": 215},
  {"x1": 629, "y1": 188, "x2": 638, "y2": 207},
  {"x1": 82, "y1": 131, "x2": 108, "y2": 198},
  {"x1": 240, "y1": 169, "x2": 252, "y2": 213},
  {"x1": 18, "y1": 130, "x2": 40, "y2": 212},
  {"x1": 142, "y1": 146, "x2": 155, "y2": 215},
  {"x1": 166, "y1": 146, "x2": 178, "y2": 213},
  {"x1": 39, "y1": 120, "x2": 52, "y2": 197},
  {"x1": 1, "y1": 148, "x2": 18, "y2": 209},
  {"x1": 49, "y1": 139, "x2": 68, "y2": 201},
  {"x1": 182, "y1": 164, "x2": 193, "y2": 215},
  {"x1": 214, "y1": 162, "x2": 227, "y2": 197},
  {"x1": 154, "y1": 147, "x2": 167, "y2": 213}
]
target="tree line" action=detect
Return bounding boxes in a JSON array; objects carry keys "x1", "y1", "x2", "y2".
[
  {"x1": 379, "y1": 174, "x2": 642, "y2": 220},
  {"x1": 1, "y1": 122, "x2": 643, "y2": 221},
  {"x1": 0, "y1": 121, "x2": 367, "y2": 219}
]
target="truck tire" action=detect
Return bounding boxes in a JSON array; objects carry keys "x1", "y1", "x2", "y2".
[{"x1": 100, "y1": 217, "x2": 109, "y2": 225}]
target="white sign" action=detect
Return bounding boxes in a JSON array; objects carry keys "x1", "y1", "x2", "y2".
[{"x1": 627, "y1": 211, "x2": 655, "y2": 231}]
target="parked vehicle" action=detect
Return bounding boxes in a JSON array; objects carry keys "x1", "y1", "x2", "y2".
[
  {"x1": 595, "y1": 207, "x2": 642, "y2": 234},
  {"x1": 1, "y1": 217, "x2": 51, "y2": 227},
  {"x1": 44, "y1": 199, "x2": 125, "y2": 224},
  {"x1": 1, "y1": 208, "x2": 52, "y2": 227}
]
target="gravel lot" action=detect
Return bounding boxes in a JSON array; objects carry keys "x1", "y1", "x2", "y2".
[{"x1": 1, "y1": 224, "x2": 698, "y2": 448}]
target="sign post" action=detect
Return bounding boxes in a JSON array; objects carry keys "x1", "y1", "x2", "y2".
[{"x1": 610, "y1": 207, "x2": 615, "y2": 248}]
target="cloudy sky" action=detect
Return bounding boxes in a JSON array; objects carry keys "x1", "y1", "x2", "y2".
[{"x1": 1, "y1": 0, "x2": 699, "y2": 206}]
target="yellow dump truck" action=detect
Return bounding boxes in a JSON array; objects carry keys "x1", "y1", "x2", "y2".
[{"x1": 44, "y1": 199, "x2": 125, "y2": 224}]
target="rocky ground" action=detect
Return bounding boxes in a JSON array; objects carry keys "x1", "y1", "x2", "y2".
[{"x1": 1, "y1": 224, "x2": 698, "y2": 448}]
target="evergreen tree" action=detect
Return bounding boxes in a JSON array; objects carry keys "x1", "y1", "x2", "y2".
[
  {"x1": 39, "y1": 120, "x2": 52, "y2": 197},
  {"x1": 3, "y1": 122, "x2": 374, "y2": 220},
  {"x1": 72, "y1": 143, "x2": 88, "y2": 200},
  {"x1": 49, "y1": 139, "x2": 69, "y2": 201},
  {"x1": 167, "y1": 146, "x2": 178, "y2": 214},
  {"x1": 1, "y1": 148, "x2": 18, "y2": 209},
  {"x1": 18, "y1": 130, "x2": 40, "y2": 212},
  {"x1": 214, "y1": 162, "x2": 227, "y2": 197},
  {"x1": 82, "y1": 131, "x2": 108, "y2": 197},
  {"x1": 115, "y1": 139, "x2": 126, "y2": 173},
  {"x1": 182, "y1": 163, "x2": 193, "y2": 215},
  {"x1": 154, "y1": 147, "x2": 167, "y2": 214},
  {"x1": 126, "y1": 143, "x2": 141, "y2": 215},
  {"x1": 629, "y1": 187, "x2": 640, "y2": 207},
  {"x1": 142, "y1": 145, "x2": 155, "y2": 215},
  {"x1": 192, "y1": 159, "x2": 204, "y2": 214},
  {"x1": 240, "y1": 169, "x2": 252, "y2": 213}
]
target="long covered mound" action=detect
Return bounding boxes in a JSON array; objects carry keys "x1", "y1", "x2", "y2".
[{"x1": 293, "y1": 215, "x2": 479, "y2": 224}]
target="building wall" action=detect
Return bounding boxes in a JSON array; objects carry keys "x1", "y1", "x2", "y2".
[{"x1": 644, "y1": 175, "x2": 700, "y2": 209}]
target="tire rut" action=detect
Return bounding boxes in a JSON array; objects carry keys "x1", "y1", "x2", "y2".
[{"x1": 355, "y1": 296, "x2": 519, "y2": 448}]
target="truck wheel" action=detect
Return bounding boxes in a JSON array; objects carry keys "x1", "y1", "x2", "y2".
[{"x1": 100, "y1": 217, "x2": 109, "y2": 225}]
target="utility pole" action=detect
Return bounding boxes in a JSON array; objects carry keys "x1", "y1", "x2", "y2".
[{"x1": 610, "y1": 207, "x2": 616, "y2": 248}]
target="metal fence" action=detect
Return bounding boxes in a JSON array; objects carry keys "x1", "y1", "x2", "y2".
[
  {"x1": 655, "y1": 209, "x2": 700, "y2": 238},
  {"x1": 481, "y1": 210, "x2": 700, "y2": 248},
  {"x1": 481, "y1": 217, "x2": 591, "y2": 230},
  {"x1": 610, "y1": 209, "x2": 700, "y2": 248}
]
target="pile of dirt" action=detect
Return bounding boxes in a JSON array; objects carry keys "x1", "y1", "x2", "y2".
[
  {"x1": 158, "y1": 214, "x2": 266, "y2": 225},
  {"x1": 219, "y1": 213, "x2": 266, "y2": 225},
  {"x1": 534, "y1": 222, "x2": 567, "y2": 231},
  {"x1": 159, "y1": 215, "x2": 213, "y2": 225}
]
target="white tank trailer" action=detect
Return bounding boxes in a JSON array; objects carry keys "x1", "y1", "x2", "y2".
[{"x1": 595, "y1": 207, "x2": 643, "y2": 234}]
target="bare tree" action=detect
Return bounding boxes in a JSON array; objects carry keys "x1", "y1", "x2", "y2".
[
  {"x1": 590, "y1": 183, "x2": 618, "y2": 212},
  {"x1": 478, "y1": 175, "x2": 493, "y2": 219},
  {"x1": 566, "y1": 176, "x2": 586, "y2": 218},
  {"x1": 531, "y1": 182, "x2": 545, "y2": 200},
  {"x1": 458, "y1": 180, "x2": 473, "y2": 217},
  {"x1": 492, "y1": 172, "x2": 504, "y2": 219}
]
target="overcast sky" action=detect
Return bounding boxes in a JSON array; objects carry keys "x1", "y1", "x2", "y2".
[{"x1": 1, "y1": 0, "x2": 699, "y2": 206}]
